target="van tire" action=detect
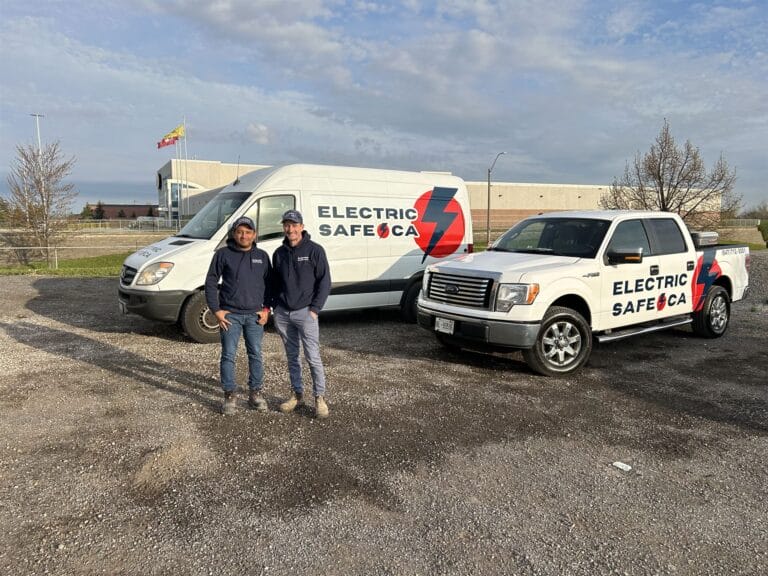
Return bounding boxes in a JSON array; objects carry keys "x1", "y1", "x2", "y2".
[
  {"x1": 401, "y1": 282, "x2": 422, "y2": 323},
  {"x1": 181, "y1": 291, "x2": 220, "y2": 344},
  {"x1": 523, "y1": 306, "x2": 592, "y2": 376},
  {"x1": 692, "y1": 285, "x2": 730, "y2": 338}
]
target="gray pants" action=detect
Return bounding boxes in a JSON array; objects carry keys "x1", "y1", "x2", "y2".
[{"x1": 273, "y1": 306, "x2": 326, "y2": 397}]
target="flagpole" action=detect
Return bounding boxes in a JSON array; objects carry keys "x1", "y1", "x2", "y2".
[
  {"x1": 183, "y1": 117, "x2": 189, "y2": 219},
  {"x1": 175, "y1": 139, "x2": 181, "y2": 229}
]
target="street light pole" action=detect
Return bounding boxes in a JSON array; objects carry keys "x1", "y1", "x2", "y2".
[
  {"x1": 486, "y1": 151, "x2": 506, "y2": 246},
  {"x1": 30, "y1": 113, "x2": 45, "y2": 224}
]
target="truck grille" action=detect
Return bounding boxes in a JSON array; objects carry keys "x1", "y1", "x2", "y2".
[
  {"x1": 120, "y1": 265, "x2": 137, "y2": 286},
  {"x1": 427, "y1": 272, "x2": 493, "y2": 309}
]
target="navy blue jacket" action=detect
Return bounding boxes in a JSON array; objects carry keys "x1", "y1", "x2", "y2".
[
  {"x1": 271, "y1": 231, "x2": 331, "y2": 314},
  {"x1": 204, "y1": 239, "x2": 272, "y2": 314}
]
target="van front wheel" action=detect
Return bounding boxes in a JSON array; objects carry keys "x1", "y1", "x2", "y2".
[
  {"x1": 181, "y1": 291, "x2": 220, "y2": 343},
  {"x1": 523, "y1": 306, "x2": 592, "y2": 376}
]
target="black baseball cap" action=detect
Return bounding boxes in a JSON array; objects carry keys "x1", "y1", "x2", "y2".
[
  {"x1": 281, "y1": 209, "x2": 303, "y2": 224},
  {"x1": 231, "y1": 216, "x2": 256, "y2": 230}
]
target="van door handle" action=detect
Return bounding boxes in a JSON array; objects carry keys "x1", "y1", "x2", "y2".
[
  {"x1": 687, "y1": 261, "x2": 695, "y2": 271},
  {"x1": 650, "y1": 265, "x2": 659, "y2": 275}
]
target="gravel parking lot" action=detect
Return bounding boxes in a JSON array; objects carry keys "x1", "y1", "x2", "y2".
[{"x1": 1, "y1": 252, "x2": 766, "y2": 576}]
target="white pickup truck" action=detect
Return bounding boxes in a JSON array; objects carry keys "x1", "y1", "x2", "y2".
[{"x1": 417, "y1": 211, "x2": 750, "y2": 376}]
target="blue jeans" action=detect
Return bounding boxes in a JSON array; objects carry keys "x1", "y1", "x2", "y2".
[
  {"x1": 219, "y1": 312, "x2": 264, "y2": 393},
  {"x1": 273, "y1": 306, "x2": 326, "y2": 397}
]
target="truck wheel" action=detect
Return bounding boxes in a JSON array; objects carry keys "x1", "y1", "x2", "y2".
[
  {"x1": 180, "y1": 291, "x2": 220, "y2": 344},
  {"x1": 523, "y1": 306, "x2": 592, "y2": 376},
  {"x1": 401, "y1": 282, "x2": 421, "y2": 323},
  {"x1": 692, "y1": 285, "x2": 730, "y2": 338}
]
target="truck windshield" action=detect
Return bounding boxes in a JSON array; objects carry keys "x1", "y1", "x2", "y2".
[
  {"x1": 176, "y1": 192, "x2": 251, "y2": 240},
  {"x1": 491, "y1": 218, "x2": 610, "y2": 258}
]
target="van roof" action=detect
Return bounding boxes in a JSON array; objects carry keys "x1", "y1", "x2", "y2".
[{"x1": 226, "y1": 163, "x2": 464, "y2": 193}]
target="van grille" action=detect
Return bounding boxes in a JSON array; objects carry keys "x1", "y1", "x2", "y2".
[
  {"x1": 427, "y1": 272, "x2": 492, "y2": 309},
  {"x1": 120, "y1": 265, "x2": 137, "y2": 286}
]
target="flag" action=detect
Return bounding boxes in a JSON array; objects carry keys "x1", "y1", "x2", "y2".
[
  {"x1": 157, "y1": 136, "x2": 178, "y2": 149},
  {"x1": 156, "y1": 124, "x2": 185, "y2": 149}
]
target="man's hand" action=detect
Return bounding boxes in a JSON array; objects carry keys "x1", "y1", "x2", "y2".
[
  {"x1": 309, "y1": 310, "x2": 318, "y2": 320},
  {"x1": 257, "y1": 308, "x2": 269, "y2": 326},
  {"x1": 215, "y1": 310, "x2": 231, "y2": 330}
]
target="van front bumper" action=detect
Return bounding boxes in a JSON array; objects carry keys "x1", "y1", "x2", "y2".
[
  {"x1": 117, "y1": 287, "x2": 189, "y2": 323},
  {"x1": 417, "y1": 304, "x2": 540, "y2": 350}
]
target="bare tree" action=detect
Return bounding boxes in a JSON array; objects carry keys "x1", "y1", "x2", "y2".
[
  {"x1": 601, "y1": 120, "x2": 740, "y2": 228},
  {"x1": 4, "y1": 141, "x2": 77, "y2": 265}
]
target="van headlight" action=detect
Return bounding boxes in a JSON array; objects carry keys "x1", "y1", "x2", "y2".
[
  {"x1": 136, "y1": 262, "x2": 174, "y2": 285},
  {"x1": 495, "y1": 283, "x2": 539, "y2": 312}
]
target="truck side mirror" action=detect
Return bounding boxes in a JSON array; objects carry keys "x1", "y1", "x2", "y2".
[{"x1": 606, "y1": 248, "x2": 643, "y2": 265}]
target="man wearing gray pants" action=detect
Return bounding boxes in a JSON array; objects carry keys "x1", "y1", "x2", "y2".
[{"x1": 271, "y1": 209, "x2": 332, "y2": 419}]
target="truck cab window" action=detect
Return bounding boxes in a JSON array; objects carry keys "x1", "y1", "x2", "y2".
[
  {"x1": 607, "y1": 220, "x2": 652, "y2": 256},
  {"x1": 647, "y1": 218, "x2": 688, "y2": 254}
]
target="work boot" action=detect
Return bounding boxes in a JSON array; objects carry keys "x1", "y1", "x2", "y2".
[
  {"x1": 315, "y1": 396, "x2": 329, "y2": 419},
  {"x1": 222, "y1": 391, "x2": 236, "y2": 415},
  {"x1": 248, "y1": 390, "x2": 268, "y2": 412},
  {"x1": 279, "y1": 392, "x2": 303, "y2": 414}
]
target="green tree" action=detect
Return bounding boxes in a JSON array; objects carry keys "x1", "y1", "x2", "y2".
[
  {"x1": 4, "y1": 140, "x2": 77, "y2": 265},
  {"x1": 80, "y1": 204, "x2": 94, "y2": 219},
  {"x1": 117, "y1": 209, "x2": 126, "y2": 218},
  {"x1": 601, "y1": 120, "x2": 740, "y2": 227},
  {"x1": 146, "y1": 205, "x2": 155, "y2": 217},
  {"x1": 93, "y1": 201, "x2": 105, "y2": 220}
]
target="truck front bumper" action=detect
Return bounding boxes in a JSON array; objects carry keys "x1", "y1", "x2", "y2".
[
  {"x1": 417, "y1": 304, "x2": 540, "y2": 350},
  {"x1": 117, "y1": 286, "x2": 189, "y2": 323}
]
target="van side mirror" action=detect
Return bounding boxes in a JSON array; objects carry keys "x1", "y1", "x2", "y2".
[{"x1": 606, "y1": 248, "x2": 643, "y2": 265}]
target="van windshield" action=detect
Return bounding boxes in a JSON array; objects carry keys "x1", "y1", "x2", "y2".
[{"x1": 176, "y1": 192, "x2": 250, "y2": 240}]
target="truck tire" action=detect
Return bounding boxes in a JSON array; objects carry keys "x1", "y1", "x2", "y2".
[
  {"x1": 692, "y1": 285, "x2": 730, "y2": 338},
  {"x1": 523, "y1": 306, "x2": 592, "y2": 376},
  {"x1": 401, "y1": 282, "x2": 421, "y2": 323},
  {"x1": 180, "y1": 291, "x2": 220, "y2": 344}
]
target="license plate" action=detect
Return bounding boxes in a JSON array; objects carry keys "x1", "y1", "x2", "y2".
[
  {"x1": 435, "y1": 317, "x2": 454, "y2": 334},
  {"x1": 118, "y1": 300, "x2": 127, "y2": 315}
]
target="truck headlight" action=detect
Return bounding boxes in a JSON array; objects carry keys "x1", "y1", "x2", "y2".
[
  {"x1": 495, "y1": 283, "x2": 539, "y2": 312},
  {"x1": 422, "y1": 272, "x2": 430, "y2": 294},
  {"x1": 136, "y1": 262, "x2": 174, "y2": 285}
]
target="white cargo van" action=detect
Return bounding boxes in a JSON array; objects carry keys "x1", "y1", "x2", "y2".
[{"x1": 118, "y1": 164, "x2": 473, "y2": 342}]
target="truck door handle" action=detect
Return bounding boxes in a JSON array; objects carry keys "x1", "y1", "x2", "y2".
[
  {"x1": 687, "y1": 261, "x2": 695, "y2": 271},
  {"x1": 650, "y1": 265, "x2": 659, "y2": 275}
]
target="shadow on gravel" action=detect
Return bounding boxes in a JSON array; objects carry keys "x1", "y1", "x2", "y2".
[
  {"x1": 591, "y1": 330, "x2": 768, "y2": 434},
  {"x1": 1, "y1": 321, "x2": 221, "y2": 411},
  {"x1": 26, "y1": 277, "x2": 185, "y2": 340}
]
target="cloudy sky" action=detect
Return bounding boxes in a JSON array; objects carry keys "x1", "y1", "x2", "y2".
[{"x1": 1, "y1": 0, "x2": 766, "y2": 209}]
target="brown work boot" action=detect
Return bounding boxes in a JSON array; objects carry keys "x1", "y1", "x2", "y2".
[
  {"x1": 248, "y1": 390, "x2": 268, "y2": 412},
  {"x1": 279, "y1": 392, "x2": 303, "y2": 414},
  {"x1": 315, "y1": 396, "x2": 329, "y2": 419},
  {"x1": 221, "y1": 391, "x2": 236, "y2": 415}
]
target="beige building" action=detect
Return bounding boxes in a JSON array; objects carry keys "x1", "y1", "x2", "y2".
[
  {"x1": 465, "y1": 181, "x2": 608, "y2": 233},
  {"x1": 156, "y1": 159, "x2": 270, "y2": 220},
  {"x1": 157, "y1": 160, "x2": 607, "y2": 229}
]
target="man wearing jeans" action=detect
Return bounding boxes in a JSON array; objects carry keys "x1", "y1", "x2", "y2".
[
  {"x1": 204, "y1": 216, "x2": 272, "y2": 415},
  {"x1": 271, "y1": 209, "x2": 332, "y2": 419}
]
